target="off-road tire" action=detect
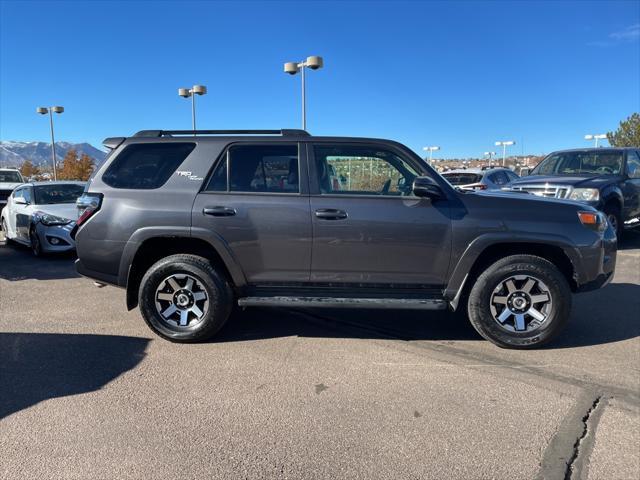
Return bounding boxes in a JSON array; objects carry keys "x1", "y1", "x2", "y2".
[
  {"x1": 138, "y1": 254, "x2": 233, "y2": 342},
  {"x1": 467, "y1": 255, "x2": 571, "y2": 349}
]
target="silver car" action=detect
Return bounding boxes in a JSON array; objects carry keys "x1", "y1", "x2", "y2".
[
  {"x1": 1, "y1": 181, "x2": 84, "y2": 256},
  {"x1": 442, "y1": 167, "x2": 520, "y2": 191}
]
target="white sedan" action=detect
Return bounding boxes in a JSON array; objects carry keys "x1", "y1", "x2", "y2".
[{"x1": 1, "y1": 181, "x2": 85, "y2": 256}]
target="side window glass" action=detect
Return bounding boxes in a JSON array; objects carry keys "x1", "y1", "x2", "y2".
[
  {"x1": 313, "y1": 144, "x2": 418, "y2": 195},
  {"x1": 13, "y1": 189, "x2": 23, "y2": 201},
  {"x1": 102, "y1": 143, "x2": 196, "y2": 189},
  {"x1": 627, "y1": 151, "x2": 640, "y2": 179},
  {"x1": 22, "y1": 188, "x2": 32, "y2": 203},
  {"x1": 205, "y1": 144, "x2": 299, "y2": 193},
  {"x1": 491, "y1": 171, "x2": 508, "y2": 185}
]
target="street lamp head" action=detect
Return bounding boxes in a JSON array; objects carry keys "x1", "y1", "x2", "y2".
[
  {"x1": 494, "y1": 141, "x2": 502, "y2": 146},
  {"x1": 192, "y1": 85, "x2": 207, "y2": 95},
  {"x1": 51, "y1": 106, "x2": 64, "y2": 114},
  {"x1": 36, "y1": 107, "x2": 49, "y2": 115},
  {"x1": 178, "y1": 88, "x2": 191, "y2": 98},
  {"x1": 284, "y1": 62, "x2": 299, "y2": 75},
  {"x1": 584, "y1": 134, "x2": 594, "y2": 140},
  {"x1": 504, "y1": 141, "x2": 515, "y2": 146},
  {"x1": 306, "y1": 56, "x2": 323, "y2": 70},
  {"x1": 595, "y1": 134, "x2": 607, "y2": 139}
]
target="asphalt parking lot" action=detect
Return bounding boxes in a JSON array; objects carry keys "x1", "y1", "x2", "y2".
[{"x1": 0, "y1": 231, "x2": 638, "y2": 480}]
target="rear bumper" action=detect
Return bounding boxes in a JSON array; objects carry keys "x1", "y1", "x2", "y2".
[{"x1": 75, "y1": 258, "x2": 120, "y2": 287}]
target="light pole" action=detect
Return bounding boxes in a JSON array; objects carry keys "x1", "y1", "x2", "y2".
[
  {"x1": 284, "y1": 56, "x2": 324, "y2": 130},
  {"x1": 494, "y1": 141, "x2": 515, "y2": 167},
  {"x1": 36, "y1": 106, "x2": 64, "y2": 181},
  {"x1": 584, "y1": 134, "x2": 607, "y2": 147},
  {"x1": 178, "y1": 85, "x2": 207, "y2": 130},
  {"x1": 484, "y1": 151, "x2": 496, "y2": 163},
  {"x1": 423, "y1": 146, "x2": 441, "y2": 165}
]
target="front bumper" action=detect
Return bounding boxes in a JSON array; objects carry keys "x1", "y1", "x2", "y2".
[
  {"x1": 575, "y1": 224, "x2": 617, "y2": 292},
  {"x1": 35, "y1": 221, "x2": 76, "y2": 253}
]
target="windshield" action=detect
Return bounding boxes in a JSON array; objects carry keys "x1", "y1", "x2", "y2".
[
  {"x1": 443, "y1": 173, "x2": 482, "y2": 185},
  {"x1": 0, "y1": 171, "x2": 23, "y2": 183},
  {"x1": 532, "y1": 151, "x2": 623, "y2": 175},
  {"x1": 34, "y1": 184, "x2": 85, "y2": 204}
]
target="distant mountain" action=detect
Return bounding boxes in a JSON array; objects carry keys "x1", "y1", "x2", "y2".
[{"x1": 0, "y1": 141, "x2": 107, "y2": 168}]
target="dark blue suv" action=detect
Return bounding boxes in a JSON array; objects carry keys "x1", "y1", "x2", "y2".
[{"x1": 510, "y1": 148, "x2": 640, "y2": 238}]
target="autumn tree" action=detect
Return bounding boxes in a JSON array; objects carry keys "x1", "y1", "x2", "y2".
[
  {"x1": 20, "y1": 160, "x2": 41, "y2": 179},
  {"x1": 607, "y1": 113, "x2": 640, "y2": 147},
  {"x1": 76, "y1": 153, "x2": 95, "y2": 181},
  {"x1": 58, "y1": 149, "x2": 79, "y2": 180}
]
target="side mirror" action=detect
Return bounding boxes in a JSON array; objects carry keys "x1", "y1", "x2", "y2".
[
  {"x1": 14, "y1": 197, "x2": 27, "y2": 205},
  {"x1": 412, "y1": 176, "x2": 444, "y2": 199}
]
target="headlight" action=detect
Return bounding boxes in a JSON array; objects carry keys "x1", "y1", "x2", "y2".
[
  {"x1": 568, "y1": 188, "x2": 599, "y2": 202},
  {"x1": 35, "y1": 212, "x2": 72, "y2": 226}
]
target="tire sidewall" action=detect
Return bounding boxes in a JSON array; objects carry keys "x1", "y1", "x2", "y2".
[
  {"x1": 468, "y1": 257, "x2": 571, "y2": 349},
  {"x1": 30, "y1": 228, "x2": 42, "y2": 256},
  {"x1": 139, "y1": 256, "x2": 232, "y2": 342},
  {"x1": 603, "y1": 205, "x2": 622, "y2": 239}
]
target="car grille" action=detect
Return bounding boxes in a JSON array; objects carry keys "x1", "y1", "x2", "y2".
[
  {"x1": 510, "y1": 184, "x2": 571, "y2": 199},
  {"x1": 0, "y1": 189, "x2": 12, "y2": 203}
]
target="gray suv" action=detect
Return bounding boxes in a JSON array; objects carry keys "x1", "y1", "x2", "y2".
[{"x1": 74, "y1": 129, "x2": 617, "y2": 349}]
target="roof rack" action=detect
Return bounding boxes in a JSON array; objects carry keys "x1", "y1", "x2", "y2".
[{"x1": 133, "y1": 129, "x2": 310, "y2": 138}]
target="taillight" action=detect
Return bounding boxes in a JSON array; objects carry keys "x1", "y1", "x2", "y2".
[
  {"x1": 470, "y1": 183, "x2": 487, "y2": 190},
  {"x1": 76, "y1": 193, "x2": 103, "y2": 228}
]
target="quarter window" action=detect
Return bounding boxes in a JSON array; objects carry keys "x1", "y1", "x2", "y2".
[
  {"x1": 205, "y1": 144, "x2": 299, "y2": 193},
  {"x1": 102, "y1": 143, "x2": 196, "y2": 189},
  {"x1": 313, "y1": 145, "x2": 418, "y2": 196}
]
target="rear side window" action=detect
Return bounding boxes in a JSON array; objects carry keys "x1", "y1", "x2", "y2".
[
  {"x1": 102, "y1": 143, "x2": 195, "y2": 189},
  {"x1": 444, "y1": 173, "x2": 482, "y2": 185},
  {"x1": 490, "y1": 171, "x2": 509, "y2": 185},
  {"x1": 205, "y1": 144, "x2": 299, "y2": 193}
]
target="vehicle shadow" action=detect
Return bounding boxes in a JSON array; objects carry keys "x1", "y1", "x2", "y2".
[
  {"x1": 216, "y1": 283, "x2": 639, "y2": 349},
  {"x1": 553, "y1": 282, "x2": 640, "y2": 348},
  {"x1": 0, "y1": 333, "x2": 149, "y2": 420},
  {"x1": 618, "y1": 228, "x2": 640, "y2": 251},
  {"x1": 0, "y1": 240, "x2": 79, "y2": 281}
]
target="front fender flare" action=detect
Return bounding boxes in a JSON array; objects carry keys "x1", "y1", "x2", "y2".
[{"x1": 444, "y1": 232, "x2": 584, "y2": 302}]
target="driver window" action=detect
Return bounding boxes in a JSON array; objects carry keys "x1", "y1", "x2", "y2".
[
  {"x1": 627, "y1": 151, "x2": 640, "y2": 179},
  {"x1": 314, "y1": 144, "x2": 418, "y2": 196}
]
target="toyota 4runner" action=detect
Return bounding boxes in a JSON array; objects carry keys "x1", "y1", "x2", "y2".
[{"x1": 74, "y1": 129, "x2": 617, "y2": 349}]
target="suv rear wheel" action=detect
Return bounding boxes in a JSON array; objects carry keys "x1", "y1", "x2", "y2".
[
  {"x1": 138, "y1": 254, "x2": 233, "y2": 342},
  {"x1": 467, "y1": 255, "x2": 571, "y2": 349}
]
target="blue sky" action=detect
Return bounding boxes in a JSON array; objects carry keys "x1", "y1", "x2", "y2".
[{"x1": 0, "y1": 0, "x2": 638, "y2": 158}]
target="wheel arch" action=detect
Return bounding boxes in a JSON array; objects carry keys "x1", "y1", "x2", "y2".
[
  {"x1": 446, "y1": 237, "x2": 580, "y2": 310},
  {"x1": 124, "y1": 233, "x2": 245, "y2": 311}
]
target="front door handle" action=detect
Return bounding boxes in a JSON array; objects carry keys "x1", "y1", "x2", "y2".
[
  {"x1": 203, "y1": 206, "x2": 236, "y2": 217},
  {"x1": 315, "y1": 208, "x2": 348, "y2": 220}
]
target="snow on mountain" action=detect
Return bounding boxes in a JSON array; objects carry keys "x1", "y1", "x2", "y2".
[{"x1": 0, "y1": 141, "x2": 107, "y2": 168}]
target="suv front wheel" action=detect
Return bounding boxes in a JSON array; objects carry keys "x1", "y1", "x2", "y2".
[
  {"x1": 467, "y1": 255, "x2": 571, "y2": 349},
  {"x1": 138, "y1": 254, "x2": 233, "y2": 342}
]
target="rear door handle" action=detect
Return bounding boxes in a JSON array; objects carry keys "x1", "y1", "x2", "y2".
[
  {"x1": 315, "y1": 208, "x2": 348, "y2": 220},
  {"x1": 203, "y1": 206, "x2": 236, "y2": 217}
]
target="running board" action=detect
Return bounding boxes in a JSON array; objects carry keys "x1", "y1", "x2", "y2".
[{"x1": 237, "y1": 296, "x2": 447, "y2": 310}]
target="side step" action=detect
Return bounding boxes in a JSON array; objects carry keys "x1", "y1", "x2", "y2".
[{"x1": 237, "y1": 296, "x2": 447, "y2": 310}]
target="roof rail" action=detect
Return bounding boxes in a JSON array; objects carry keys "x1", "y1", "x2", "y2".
[{"x1": 133, "y1": 129, "x2": 310, "y2": 137}]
